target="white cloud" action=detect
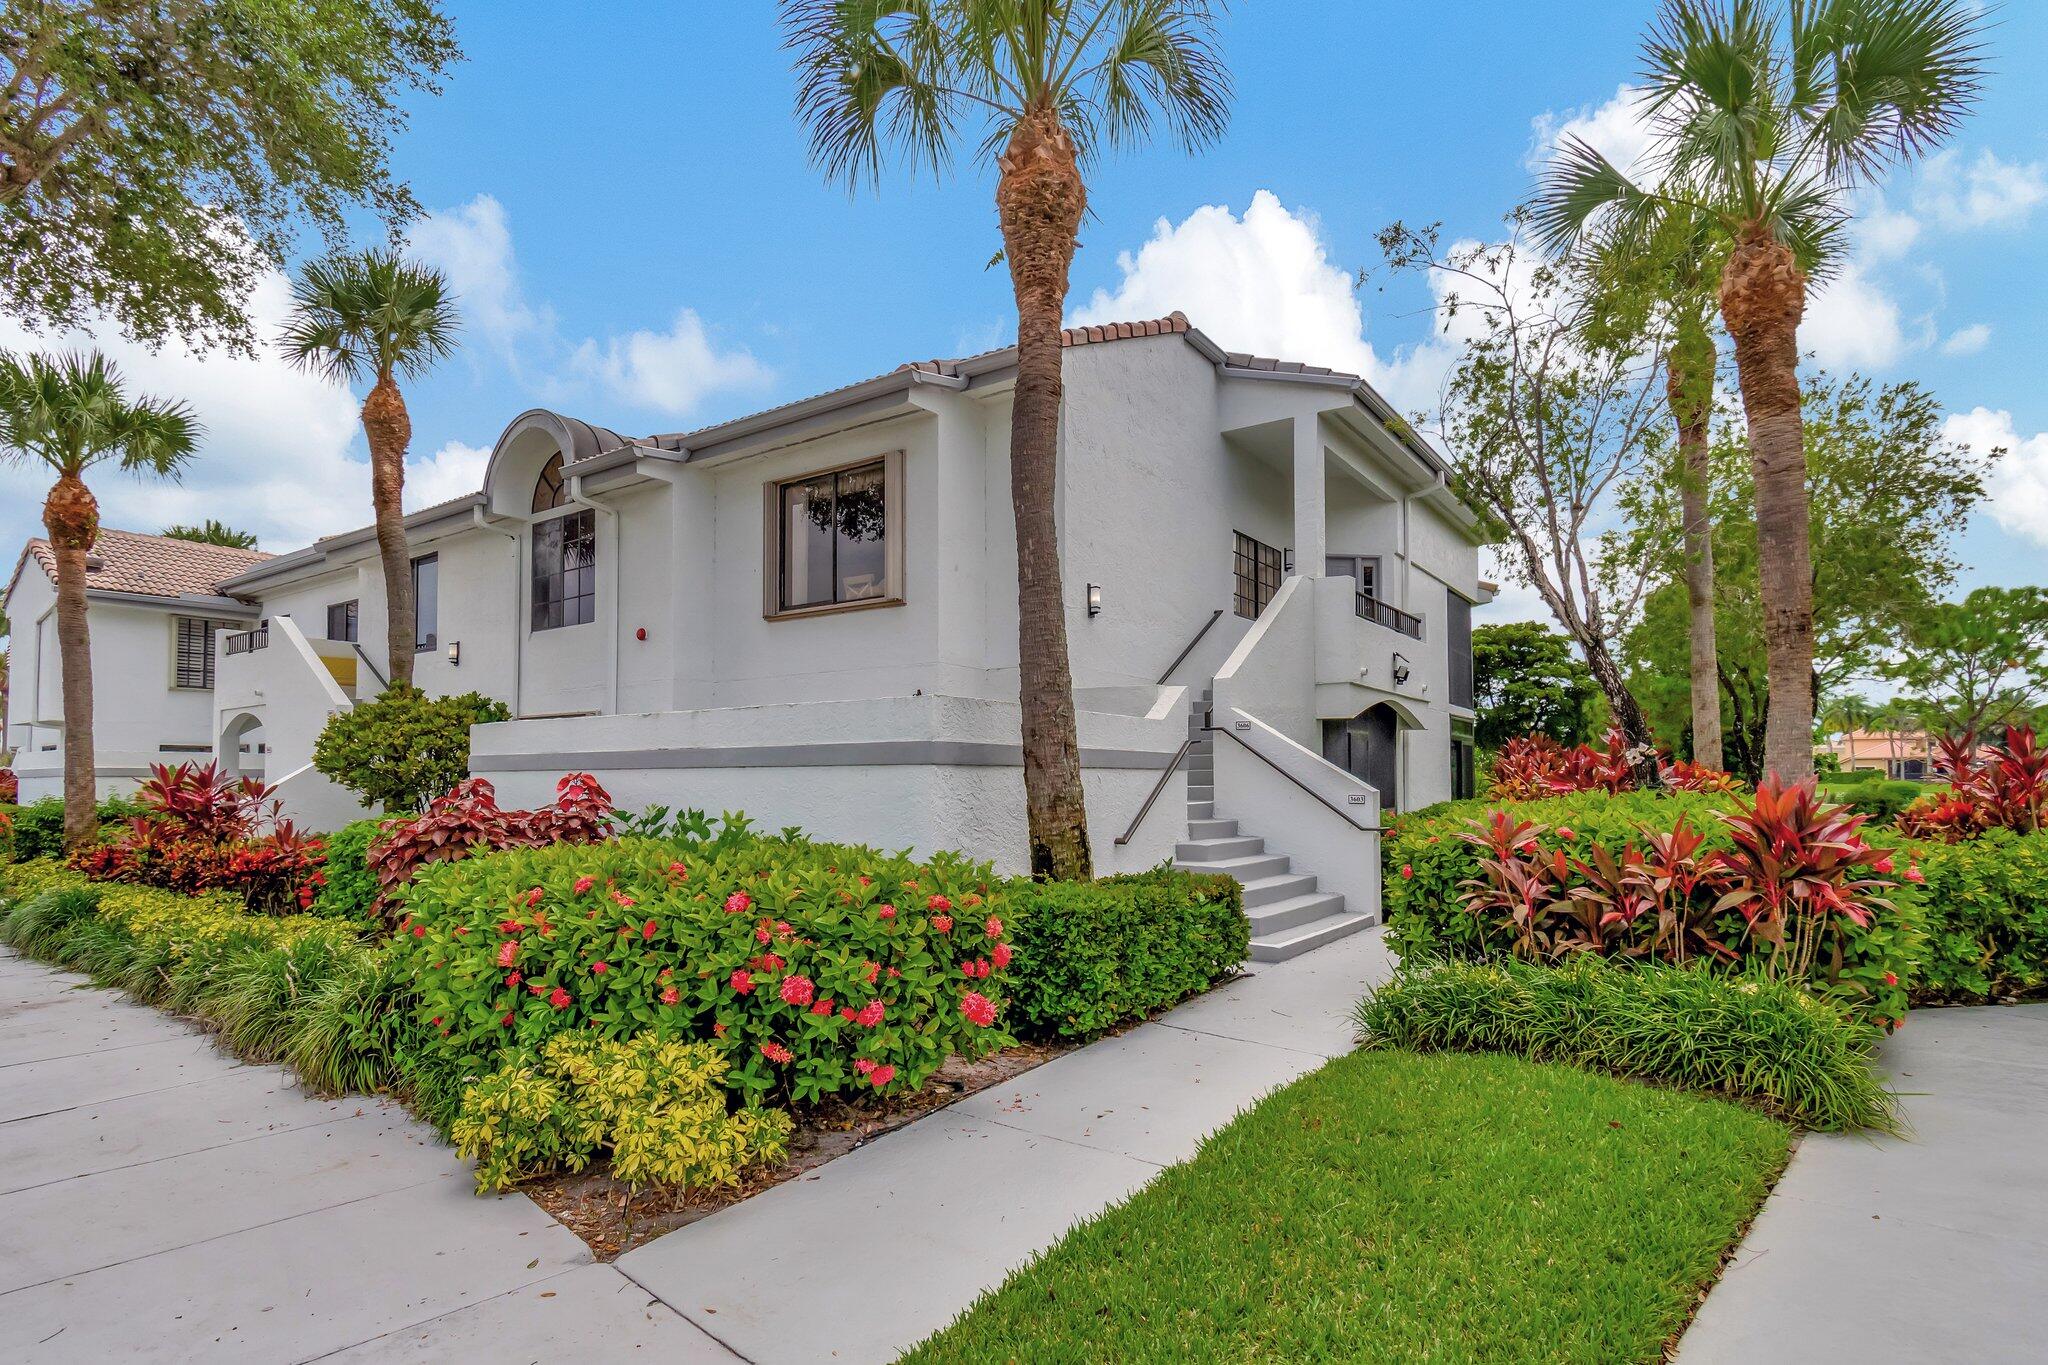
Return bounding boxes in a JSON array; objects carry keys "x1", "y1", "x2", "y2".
[
  {"x1": 404, "y1": 440, "x2": 491, "y2": 513},
  {"x1": 570, "y1": 309, "x2": 773, "y2": 421},
  {"x1": 407, "y1": 194, "x2": 770, "y2": 423},
  {"x1": 1526, "y1": 83, "x2": 1659, "y2": 183},
  {"x1": 1912, "y1": 149, "x2": 2048, "y2": 231},
  {"x1": 1854, "y1": 196, "x2": 1923, "y2": 263},
  {"x1": 1942, "y1": 407, "x2": 2048, "y2": 547},
  {"x1": 1939, "y1": 323, "x2": 1991, "y2": 357},
  {"x1": 1802, "y1": 262, "x2": 1909, "y2": 369},
  {"x1": 1069, "y1": 190, "x2": 1456, "y2": 417}
]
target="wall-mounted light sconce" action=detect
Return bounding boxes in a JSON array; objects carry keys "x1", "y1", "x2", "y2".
[
  {"x1": 1283, "y1": 548, "x2": 1295, "y2": 574},
  {"x1": 1086, "y1": 584, "x2": 1103, "y2": 617},
  {"x1": 447, "y1": 640, "x2": 461, "y2": 668},
  {"x1": 1391, "y1": 652, "x2": 1411, "y2": 687}
]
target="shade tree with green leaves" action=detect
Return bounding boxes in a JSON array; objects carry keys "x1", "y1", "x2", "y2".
[
  {"x1": 1888, "y1": 587, "x2": 2048, "y2": 744},
  {"x1": 0, "y1": 351, "x2": 200, "y2": 846},
  {"x1": 1535, "y1": 0, "x2": 1990, "y2": 782},
  {"x1": 781, "y1": 0, "x2": 1233, "y2": 880},
  {"x1": 0, "y1": 0, "x2": 457, "y2": 353},
  {"x1": 1472, "y1": 622, "x2": 1601, "y2": 751},
  {"x1": 280, "y1": 250, "x2": 458, "y2": 686},
  {"x1": 161, "y1": 519, "x2": 258, "y2": 549}
]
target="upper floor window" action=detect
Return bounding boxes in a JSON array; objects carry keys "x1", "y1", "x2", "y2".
[
  {"x1": 532, "y1": 510, "x2": 595, "y2": 631},
  {"x1": 533, "y1": 452, "x2": 568, "y2": 514},
  {"x1": 326, "y1": 599, "x2": 359, "y2": 643},
  {"x1": 172, "y1": 617, "x2": 226, "y2": 689},
  {"x1": 1446, "y1": 591, "x2": 1474, "y2": 710},
  {"x1": 412, "y1": 555, "x2": 440, "y2": 652},
  {"x1": 772, "y1": 458, "x2": 894, "y2": 614},
  {"x1": 1233, "y1": 531, "x2": 1282, "y2": 620}
]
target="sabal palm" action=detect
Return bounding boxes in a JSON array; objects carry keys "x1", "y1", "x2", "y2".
[
  {"x1": 280, "y1": 249, "x2": 458, "y2": 686},
  {"x1": 1534, "y1": 0, "x2": 1986, "y2": 782},
  {"x1": 0, "y1": 351, "x2": 200, "y2": 847},
  {"x1": 783, "y1": 0, "x2": 1231, "y2": 879}
]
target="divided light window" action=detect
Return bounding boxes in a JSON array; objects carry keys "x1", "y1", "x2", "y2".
[
  {"x1": 1233, "y1": 531, "x2": 1282, "y2": 620},
  {"x1": 413, "y1": 554, "x2": 440, "y2": 652},
  {"x1": 1447, "y1": 591, "x2": 1475, "y2": 711},
  {"x1": 531, "y1": 512, "x2": 595, "y2": 631},
  {"x1": 777, "y1": 460, "x2": 889, "y2": 612},
  {"x1": 173, "y1": 617, "x2": 222, "y2": 689},
  {"x1": 326, "y1": 599, "x2": 359, "y2": 643}
]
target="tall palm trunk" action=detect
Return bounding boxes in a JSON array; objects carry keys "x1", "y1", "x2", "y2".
[
  {"x1": 1719, "y1": 224, "x2": 1814, "y2": 782},
  {"x1": 43, "y1": 473, "x2": 99, "y2": 848},
  {"x1": 996, "y1": 104, "x2": 1091, "y2": 881},
  {"x1": 1667, "y1": 320, "x2": 1722, "y2": 770},
  {"x1": 362, "y1": 374, "x2": 416, "y2": 686}
]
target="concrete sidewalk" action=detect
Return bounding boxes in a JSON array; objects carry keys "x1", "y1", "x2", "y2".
[
  {"x1": 1681, "y1": 1004, "x2": 2048, "y2": 1365},
  {"x1": 615, "y1": 926, "x2": 1393, "y2": 1364},
  {"x1": 0, "y1": 947, "x2": 737, "y2": 1363}
]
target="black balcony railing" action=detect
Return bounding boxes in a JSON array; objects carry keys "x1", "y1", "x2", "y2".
[
  {"x1": 1355, "y1": 591, "x2": 1423, "y2": 639},
  {"x1": 224, "y1": 626, "x2": 269, "y2": 656}
]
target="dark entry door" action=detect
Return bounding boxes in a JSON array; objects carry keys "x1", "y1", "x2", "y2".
[{"x1": 1323, "y1": 705, "x2": 1399, "y2": 811}]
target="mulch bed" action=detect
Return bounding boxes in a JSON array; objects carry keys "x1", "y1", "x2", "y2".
[{"x1": 524, "y1": 1040, "x2": 1070, "y2": 1260}]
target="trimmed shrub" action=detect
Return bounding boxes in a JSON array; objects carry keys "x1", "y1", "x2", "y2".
[
  {"x1": 389, "y1": 832, "x2": 1014, "y2": 1106},
  {"x1": 452, "y1": 1033, "x2": 792, "y2": 1194},
  {"x1": 1005, "y1": 867, "x2": 1246, "y2": 1039},
  {"x1": 1882, "y1": 827, "x2": 2048, "y2": 1003},
  {"x1": 8, "y1": 794, "x2": 146, "y2": 862},
  {"x1": 368, "y1": 774, "x2": 614, "y2": 908},
  {"x1": 1356, "y1": 957, "x2": 1898, "y2": 1132},
  {"x1": 313, "y1": 685, "x2": 511, "y2": 814},
  {"x1": 1827, "y1": 778, "x2": 1926, "y2": 825},
  {"x1": 310, "y1": 817, "x2": 391, "y2": 921}
]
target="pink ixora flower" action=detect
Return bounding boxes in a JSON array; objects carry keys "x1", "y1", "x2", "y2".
[
  {"x1": 725, "y1": 891, "x2": 752, "y2": 915},
  {"x1": 548, "y1": 986, "x2": 572, "y2": 1010},
  {"x1": 1905, "y1": 865, "x2": 1926, "y2": 884},
  {"x1": 1873, "y1": 855, "x2": 1895, "y2": 875},
  {"x1": 811, "y1": 996, "x2": 835, "y2": 1016},
  {"x1": 855, "y1": 999, "x2": 886, "y2": 1028},
  {"x1": 1883, "y1": 971, "x2": 1899, "y2": 987},
  {"x1": 573, "y1": 876, "x2": 596, "y2": 895},
  {"x1": 668, "y1": 861, "x2": 689, "y2": 879},
  {"x1": 984, "y1": 916, "x2": 1003, "y2": 939},
  {"x1": 525, "y1": 887, "x2": 544, "y2": 907},
  {"x1": 496, "y1": 940, "x2": 518, "y2": 968},
  {"x1": 960, "y1": 992, "x2": 998, "y2": 1028},
  {"x1": 642, "y1": 919, "x2": 658, "y2": 940},
  {"x1": 877, "y1": 903, "x2": 897, "y2": 920},
  {"x1": 660, "y1": 985, "x2": 680, "y2": 1006},
  {"x1": 760, "y1": 1041, "x2": 794, "y2": 1065},
  {"x1": 611, "y1": 890, "x2": 636, "y2": 909},
  {"x1": 591, "y1": 961, "x2": 609, "y2": 975},
  {"x1": 927, "y1": 893, "x2": 953, "y2": 913},
  {"x1": 729, "y1": 969, "x2": 756, "y2": 996},
  {"x1": 853, "y1": 1057, "x2": 876, "y2": 1076},
  {"x1": 1399, "y1": 864, "x2": 1414, "y2": 880},
  {"x1": 869, "y1": 1063, "x2": 896, "y2": 1089},
  {"x1": 931, "y1": 914, "x2": 953, "y2": 933},
  {"x1": 991, "y1": 942, "x2": 1013, "y2": 971},
  {"x1": 780, "y1": 974, "x2": 816, "y2": 1007}
]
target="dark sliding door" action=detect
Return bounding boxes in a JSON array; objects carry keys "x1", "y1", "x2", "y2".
[{"x1": 1323, "y1": 705, "x2": 1399, "y2": 812}]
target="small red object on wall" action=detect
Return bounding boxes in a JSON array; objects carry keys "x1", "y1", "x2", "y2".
[{"x1": 635, "y1": 627, "x2": 647, "y2": 641}]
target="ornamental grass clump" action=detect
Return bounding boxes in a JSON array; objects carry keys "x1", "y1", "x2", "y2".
[
  {"x1": 1356, "y1": 957, "x2": 1898, "y2": 1132},
  {"x1": 390, "y1": 830, "x2": 1015, "y2": 1106},
  {"x1": 452, "y1": 1033, "x2": 791, "y2": 1194}
]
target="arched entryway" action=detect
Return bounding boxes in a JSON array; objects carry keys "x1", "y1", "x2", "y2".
[
  {"x1": 1323, "y1": 704, "x2": 1400, "y2": 812},
  {"x1": 218, "y1": 711, "x2": 266, "y2": 782}
]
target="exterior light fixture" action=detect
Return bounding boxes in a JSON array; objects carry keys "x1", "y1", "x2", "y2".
[
  {"x1": 447, "y1": 640, "x2": 461, "y2": 667},
  {"x1": 1086, "y1": 584, "x2": 1103, "y2": 617},
  {"x1": 1391, "y1": 653, "x2": 1411, "y2": 686}
]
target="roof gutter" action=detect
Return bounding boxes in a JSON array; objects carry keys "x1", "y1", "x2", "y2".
[{"x1": 216, "y1": 494, "x2": 486, "y2": 594}]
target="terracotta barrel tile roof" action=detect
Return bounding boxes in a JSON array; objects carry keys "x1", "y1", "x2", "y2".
[{"x1": 23, "y1": 528, "x2": 270, "y2": 599}]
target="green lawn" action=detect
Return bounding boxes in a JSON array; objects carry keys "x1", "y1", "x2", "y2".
[{"x1": 906, "y1": 1050, "x2": 1791, "y2": 1364}]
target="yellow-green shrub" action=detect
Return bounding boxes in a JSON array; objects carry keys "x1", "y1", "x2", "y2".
[{"x1": 452, "y1": 1032, "x2": 792, "y2": 1194}]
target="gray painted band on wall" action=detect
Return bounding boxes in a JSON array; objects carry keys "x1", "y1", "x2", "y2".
[{"x1": 471, "y1": 740, "x2": 1175, "y2": 774}]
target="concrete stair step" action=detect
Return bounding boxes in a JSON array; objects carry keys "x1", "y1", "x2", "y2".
[
  {"x1": 1187, "y1": 800, "x2": 1215, "y2": 820},
  {"x1": 1175, "y1": 852, "x2": 1292, "y2": 882},
  {"x1": 1237, "y1": 872, "x2": 1320, "y2": 908},
  {"x1": 1187, "y1": 784, "x2": 1213, "y2": 802},
  {"x1": 1246, "y1": 891, "x2": 1347, "y2": 936},
  {"x1": 1175, "y1": 835, "x2": 1265, "y2": 861},
  {"x1": 1187, "y1": 817, "x2": 1238, "y2": 839},
  {"x1": 1250, "y1": 911, "x2": 1376, "y2": 963}
]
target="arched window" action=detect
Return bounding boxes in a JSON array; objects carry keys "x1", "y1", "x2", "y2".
[{"x1": 532, "y1": 452, "x2": 568, "y2": 514}]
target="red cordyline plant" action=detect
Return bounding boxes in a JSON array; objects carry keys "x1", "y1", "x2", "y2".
[
  {"x1": 1663, "y1": 760, "x2": 1743, "y2": 794},
  {"x1": 368, "y1": 773, "x2": 616, "y2": 916},
  {"x1": 1487, "y1": 730, "x2": 1742, "y2": 800},
  {"x1": 1898, "y1": 726, "x2": 2047, "y2": 841},
  {"x1": 1709, "y1": 776, "x2": 1896, "y2": 982},
  {"x1": 0, "y1": 768, "x2": 18, "y2": 804}
]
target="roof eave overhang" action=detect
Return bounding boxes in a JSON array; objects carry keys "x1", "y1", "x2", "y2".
[
  {"x1": 84, "y1": 589, "x2": 261, "y2": 614},
  {"x1": 216, "y1": 494, "x2": 486, "y2": 594}
]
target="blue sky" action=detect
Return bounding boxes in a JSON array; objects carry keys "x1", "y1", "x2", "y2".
[{"x1": 4, "y1": 1, "x2": 2044, "y2": 627}]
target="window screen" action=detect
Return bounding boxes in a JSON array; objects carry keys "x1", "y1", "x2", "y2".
[{"x1": 412, "y1": 555, "x2": 440, "y2": 651}]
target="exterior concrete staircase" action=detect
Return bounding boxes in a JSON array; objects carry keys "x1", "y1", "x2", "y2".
[{"x1": 1174, "y1": 687, "x2": 1377, "y2": 962}]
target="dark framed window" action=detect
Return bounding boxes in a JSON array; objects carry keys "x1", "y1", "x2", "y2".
[
  {"x1": 532, "y1": 452, "x2": 568, "y2": 514},
  {"x1": 1325, "y1": 554, "x2": 1379, "y2": 599},
  {"x1": 776, "y1": 460, "x2": 890, "y2": 612},
  {"x1": 531, "y1": 510, "x2": 596, "y2": 631},
  {"x1": 412, "y1": 554, "x2": 439, "y2": 652},
  {"x1": 1451, "y1": 719, "x2": 1478, "y2": 800},
  {"x1": 173, "y1": 617, "x2": 221, "y2": 689},
  {"x1": 326, "y1": 600, "x2": 359, "y2": 643},
  {"x1": 1447, "y1": 591, "x2": 1474, "y2": 710},
  {"x1": 1233, "y1": 531, "x2": 1283, "y2": 620}
]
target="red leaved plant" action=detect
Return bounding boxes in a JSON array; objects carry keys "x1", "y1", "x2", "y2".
[{"x1": 368, "y1": 773, "x2": 616, "y2": 916}]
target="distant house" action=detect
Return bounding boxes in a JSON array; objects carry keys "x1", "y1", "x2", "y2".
[
  {"x1": 2, "y1": 530, "x2": 267, "y2": 800},
  {"x1": 1823, "y1": 728, "x2": 1938, "y2": 781}
]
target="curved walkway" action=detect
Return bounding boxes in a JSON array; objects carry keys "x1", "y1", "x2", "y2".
[
  {"x1": 1680, "y1": 1004, "x2": 2048, "y2": 1364},
  {"x1": 0, "y1": 947, "x2": 736, "y2": 1363}
]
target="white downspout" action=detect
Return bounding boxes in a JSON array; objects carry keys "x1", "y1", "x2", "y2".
[
  {"x1": 568, "y1": 473, "x2": 623, "y2": 717},
  {"x1": 470, "y1": 505, "x2": 524, "y2": 718}
]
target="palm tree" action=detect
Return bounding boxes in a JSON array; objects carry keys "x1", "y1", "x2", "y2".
[
  {"x1": 782, "y1": 0, "x2": 1231, "y2": 880},
  {"x1": 0, "y1": 352, "x2": 201, "y2": 847},
  {"x1": 1532, "y1": 0, "x2": 1986, "y2": 782},
  {"x1": 280, "y1": 250, "x2": 458, "y2": 686}
]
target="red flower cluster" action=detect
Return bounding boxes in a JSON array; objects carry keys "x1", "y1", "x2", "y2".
[{"x1": 960, "y1": 992, "x2": 998, "y2": 1027}]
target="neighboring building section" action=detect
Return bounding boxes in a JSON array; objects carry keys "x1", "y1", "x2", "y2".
[
  {"x1": 1, "y1": 530, "x2": 267, "y2": 801},
  {"x1": 1822, "y1": 728, "x2": 1939, "y2": 781}
]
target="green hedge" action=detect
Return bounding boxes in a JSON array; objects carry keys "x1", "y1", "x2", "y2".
[
  {"x1": 1892, "y1": 828, "x2": 2048, "y2": 1003},
  {"x1": 7, "y1": 794, "x2": 147, "y2": 862},
  {"x1": 309, "y1": 817, "x2": 389, "y2": 922},
  {"x1": 1005, "y1": 867, "x2": 1247, "y2": 1040},
  {"x1": 1356, "y1": 957, "x2": 1897, "y2": 1132}
]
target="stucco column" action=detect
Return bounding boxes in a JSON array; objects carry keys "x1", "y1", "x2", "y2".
[{"x1": 1292, "y1": 414, "x2": 1325, "y2": 575}]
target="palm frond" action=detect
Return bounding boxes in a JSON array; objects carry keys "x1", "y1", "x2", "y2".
[
  {"x1": 1793, "y1": 0, "x2": 1987, "y2": 182},
  {"x1": 279, "y1": 249, "x2": 458, "y2": 386},
  {"x1": 1530, "y1": 136, "x2": 1669, "y2": 256},
  {"x1": 782, "y1": 0, "x2": 964, "y2": 189},
  {"x1": 0, "y1": 349, "x2": 202, "y2": 480},
  {"x1": 1081, "y1": 0, "x2": 1232, "y2": 154}
]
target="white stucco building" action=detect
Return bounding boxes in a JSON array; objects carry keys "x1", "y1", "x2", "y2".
[
  {"x1": 5, "y1": 314, "x2": 1487, "y2": 958},
  {"x1": 3, "y1": 530, "x2": 267, "y2": 801}
]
